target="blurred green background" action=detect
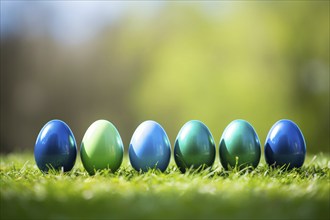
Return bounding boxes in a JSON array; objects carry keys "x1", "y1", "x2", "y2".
[{"x1": 0, "y1": 1, "x2": 329, "y2": 154}]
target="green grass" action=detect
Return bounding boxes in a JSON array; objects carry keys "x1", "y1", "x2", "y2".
[{"x1": 1, "y1": 153, "x2": 329, "y2": 220}]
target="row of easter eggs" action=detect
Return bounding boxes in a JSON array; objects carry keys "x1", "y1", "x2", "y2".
[{"x1": 34, "y1": 119, "x2": 306, "y2": 174}]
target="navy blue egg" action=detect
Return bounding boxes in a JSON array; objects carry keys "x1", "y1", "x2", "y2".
[
  {"x1": 34, "y1": 120, "x2": 77, "y2": 172},
  {"x1": 129, "y1": 120, "x2": 171, "y2": 172},
  {"x1": 264, "y1": 119, "x2": 306, "y2": 169}
]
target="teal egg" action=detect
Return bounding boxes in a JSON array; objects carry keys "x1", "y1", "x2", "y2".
[
  {"x1": 174, "y1": 120, "x2": 216, "y2": 173},
  {"x1": 219, "y1": 120, "x2": 261, "y2": 170}
]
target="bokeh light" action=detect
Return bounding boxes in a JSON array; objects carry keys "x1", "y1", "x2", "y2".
[{"x1": 0, "y1": 1, "x2": 329, "y2": 153}]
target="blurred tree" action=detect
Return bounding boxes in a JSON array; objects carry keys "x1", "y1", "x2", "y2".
[
  {"x1": 0, "y1": 1, "x2": 328, "y2": 153},
  {"x1": 130, "y1": 2, "x2": 329, "y2": 152}
]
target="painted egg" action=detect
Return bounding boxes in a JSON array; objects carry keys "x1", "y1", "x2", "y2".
[
  {"x1": 219, "y1": 119, "x2": 261, "y2": 170},
  {"x1": 174, "y1": 120, "x2": 216, "y2": 173},
  {"x1": 34, "y1": 119, "x2": 77, "y2": 172},
  {"x1": 264, "y1": 119, "x2": 306, "y2": 169},
  {"x1": 129, "y1": 120, "x2": 171, "y2": 172},
  {"x1": 80, "y1": 120, "x2": 124, "y2": 175}
]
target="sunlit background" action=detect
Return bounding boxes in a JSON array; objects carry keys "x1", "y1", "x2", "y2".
[{"x1": 1, "y1": 1, "x2": 329, "y2": 154}]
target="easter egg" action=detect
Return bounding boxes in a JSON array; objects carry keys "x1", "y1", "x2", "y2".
[
  {"x1": 219, "y1": 120, "x2": 261, "y2": 170},
  {"x1": 174, "y1": 120, "x2": 216, "y2": 173},
  {"x1": 34, "y1": 119, "x2": 77, "y2": 172},
  {"x1": 264, "y1": 119, "x2": 306, "y2": 169},
  {"x1": 80, "y1": 120, "x2": 124, "y2": 175},
  {"x1": 129, "y1": 120, "x2": 171, "y2": 172}
]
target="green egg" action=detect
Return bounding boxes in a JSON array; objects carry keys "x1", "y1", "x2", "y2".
[
  {"x1": 219, "y1": 119, "x2": 261, "y2": 170},
  {"x1": 174, "y1": 120, "x2": 216, "y2": 173},
  {"x1": 80, "y1": 120, "x2": 124, "y2": 175}
]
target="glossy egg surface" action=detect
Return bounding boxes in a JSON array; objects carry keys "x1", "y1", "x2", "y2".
[
  {"x1": 34, "y1": 119, "x2": 77, "y2": 172},
  {"x1": 265, "y1": 119, "x2": 306, "y2": 169},
  {"x1": 129, "y1": 120, "x2": 171, "y2": 172},
  {"x1": 174, "y1": 120, "x2": 216, "y2": 172},
  {"x1": 80, "y1": 120, "x2": 124, "y2": 175},
  {"x1": 219, "y1": 119, "x2": 261, "y2": 170}
]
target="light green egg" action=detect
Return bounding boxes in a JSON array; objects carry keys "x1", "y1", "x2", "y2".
[{"x1": 80, "y1": 120, "x2": 123, "y2": 175}]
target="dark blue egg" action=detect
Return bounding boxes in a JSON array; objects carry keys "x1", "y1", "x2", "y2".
[
  {"x1": 264, "y1": 119, "x2": 306, "y2": 169},
  {"x1": 129, "y1": 120, "x2": 171, "y2": 172},
  {"x1": 34, "y1": 120, "x2": 77, "y2": 172}
]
